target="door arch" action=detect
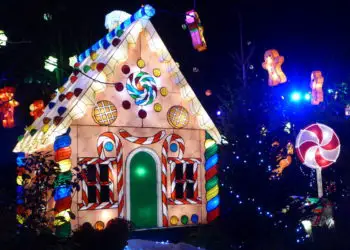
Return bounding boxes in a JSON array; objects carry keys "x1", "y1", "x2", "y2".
[{"x1": 126, "y1": 147, "x2": 162, "y2": 228}]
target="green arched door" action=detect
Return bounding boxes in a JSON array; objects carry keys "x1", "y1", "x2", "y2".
[{"x1": 129, "y1": 151, "x2": 158, "y2": 228}]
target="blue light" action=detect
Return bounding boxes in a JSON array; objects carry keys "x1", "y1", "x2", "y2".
[
  {"x1": 216, "y1": 110, "x2": 221, "y2": 116},
  {"x1": 304, "y1": 93, "x2": 311, "y2": 100},
  {"x1": 104, "y1": 142, "x2": 114, "y2": 152},
  {"x1": 170, "y1": 143, "x2": 178, "y2": 152},
  {"x1": 328, "y1": 89, "x2": 334, "y2": 93},
  {"x1": 291, "y1": 92, "x2": 301, "y2": 102}
]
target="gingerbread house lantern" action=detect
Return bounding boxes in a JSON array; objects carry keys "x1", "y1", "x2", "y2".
[{"x1": 13, "y1": 5, "x2": 221, "y2": 236}]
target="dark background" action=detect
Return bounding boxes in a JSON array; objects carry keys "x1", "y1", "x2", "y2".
[{"x1": 1, "y1": 0, "x2": 350, "y2": 248}]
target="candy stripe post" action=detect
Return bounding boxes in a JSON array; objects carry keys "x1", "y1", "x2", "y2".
[
  {"x1": 96, "y1": 132, "x2": 124, "y2": 216},
  {"x1": 16, "y1": 152, "x2": 26, "y2": 228},
  {"x1": 204, "y1": 132, "x2": 220, "y2": 222},
  {"x1": 53, "y1": 129, "x2": 72, "y2": 238},
  {"x1": 77, "y1": 5, "x2": 155, "y2": 63},
  {"x1": 161, "y1": 134, "x2": 185, "y2": 226}
]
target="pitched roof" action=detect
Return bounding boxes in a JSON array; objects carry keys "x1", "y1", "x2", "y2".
[{"x1": 13, "y1": 5, "x2": 221, "y2": 153}]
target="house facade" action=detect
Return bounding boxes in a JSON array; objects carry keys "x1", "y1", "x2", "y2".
[{"x1": 14, "y1": 5, "x2": 220, "y2": 236}]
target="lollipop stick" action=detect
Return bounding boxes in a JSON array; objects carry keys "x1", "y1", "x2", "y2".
[{"x1": 316, "y1": 168, "x2": 323, "y2": 198}]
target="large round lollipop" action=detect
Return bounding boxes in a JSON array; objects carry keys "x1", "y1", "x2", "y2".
[{"x1": 295, "y1": 123, "x2": 340, "y2": 169}]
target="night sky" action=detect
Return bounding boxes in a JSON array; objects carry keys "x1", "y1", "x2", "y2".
[{"x1": 1, "y1": 0, "x2": 350, "y2": 194}]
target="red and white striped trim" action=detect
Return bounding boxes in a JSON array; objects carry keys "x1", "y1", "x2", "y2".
[
  {"x1": 78, "y1": 157, "x2": 118, "y2": 211},
  {"x1": 168, "y1": 158, "x2": 200, "y2": 203},
  {"x1": 79, "y1": 202, "x2": 119, "y2": 211},
  {"x1": 168, "y1": 198, "x2": 202, "y2": 205},
  {"x1": 96, "y1": 132, "x2": 124, "y2": 217},
  {"x1": 119, "y1": 129, "x2": 166, "y2": 144},
  {"x1": 161, "y1": 134, "x2": 185, "y2": 226}
]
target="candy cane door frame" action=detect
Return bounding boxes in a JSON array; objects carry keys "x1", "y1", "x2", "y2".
[{"x1": 125, "y1": 147, "x2": 162, "y2": 228}]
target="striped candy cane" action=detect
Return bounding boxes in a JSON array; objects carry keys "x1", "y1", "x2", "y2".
[
  {"x1": 97, "y1": 132, "x2": 124, "y2": 217},
  {"x1": 119, "y1": 129, "x2": 166, "y2": 144},
  {"x1": 161, "y1": 134, "x2": 185, "y2": 227}
]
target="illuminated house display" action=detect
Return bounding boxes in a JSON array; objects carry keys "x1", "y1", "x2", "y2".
[{"x1": 14, "y1": 5, "x2": 221, "y2": 234}]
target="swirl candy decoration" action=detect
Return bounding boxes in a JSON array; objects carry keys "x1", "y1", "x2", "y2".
[
  {"x1": 204, "y1": 132, "x2": 220, "y2": 222},
  {"x1": 295, "y1": 123, "x2": 340, "y2": 169},
  {"x1": 53, "y1": 128, "x2": 72, "y2": 238},
  {"x1": 126, "y1": 71, "x2": 158, "y2": 106}
]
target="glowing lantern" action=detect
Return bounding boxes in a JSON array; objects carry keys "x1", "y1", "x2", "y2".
[
  {"x1": 262, "y1": 49, "x2": 287, "y2": 86},
  {"x1": 167, "y1": 106, "x2": 189, "y2": 129},
  {"x1": 29, "y1": 100, "x2": 44, "y2": 120},
  {"x1": 44, "y1": 56, "x2": 58, "y2": 72},
  {"x1": 170, "y1": 216, "x2": 179, "y2": 226},
  {"x1": 296, "y1": 123, "x2": 340, "y2": 197},
  {"x1": 0, "y1": 86, "x2": 19, "y2": 128},
  {"x1": 69, "y1": 55, "x2": 78, "y2": 67},
  {"x1": 296, "y1": 123, "x2": 340, "y2": 169},
  {"x1": 185, "y1": 10, "x2": 207, "y2": 52},
  {"x1": 205, "y1": 89, "x2": 212, "y2": 96},
  {"x1": 95, "y1": 221, "x2": 105, "y2": 231},
  {"x1": 92, "y1": 100, "x2": 118, "y2": 126},
  {"x1": 58, "y1": 159, "x2": 72, "y2": 172},
  {"x1": 310, "y1": 71, "x2": 324, "y2": 105},
  {"x1": 0, "y1": 30, "x2": 8, "y2": 47},
  {"x1": 345, "y1": 104, "x2": 350, "y2": 116},
  {"x1": 54, "y1": 209, "x2": 71, "y2": 226}
]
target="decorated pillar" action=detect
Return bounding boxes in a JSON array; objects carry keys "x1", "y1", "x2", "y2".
[
  {"x1": 204, "y1": 132, "x2": 220, "y2": 222},
  {"x1": 53, "y1": 128, "x2": 72, "y2": 238},
  {"x1": 16, "y1": 152, "x2": 26, "y2": 228}
]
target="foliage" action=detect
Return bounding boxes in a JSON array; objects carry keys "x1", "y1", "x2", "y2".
[{"x1": 20, "y1": 151, "x2": 82, "y2": 231}]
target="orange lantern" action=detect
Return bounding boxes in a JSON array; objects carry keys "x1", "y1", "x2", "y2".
[
  {"x1": 310, "y1": 71, "x2": 324, "y2": 105},
  {"x1": 262, "y1": 49, "x2": 287, "y2": 86},
  {"x1": 29, "y1": 100, "x2": 44, "y2": 120},
  {"x1": 0, "y1": 87, "x2": 19, "y2": 128},
  {"x1": 205, "y1": 89, "x2": 212, "y2": 96}
]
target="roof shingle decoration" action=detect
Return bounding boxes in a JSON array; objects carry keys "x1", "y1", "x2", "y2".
[{"x1": 14, "y1": 4, "x2": 220, "y2": 153}]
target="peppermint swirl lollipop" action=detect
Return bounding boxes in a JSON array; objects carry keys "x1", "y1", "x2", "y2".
[
  {"x1": 295, "y1": 123, "x2": 340, "y2": 169},
  {"x1": 126, "y1": 71, "x2": 157, "y2": 106}
]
